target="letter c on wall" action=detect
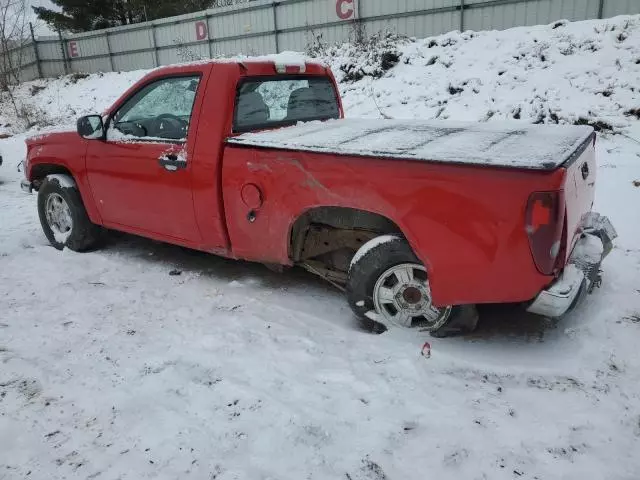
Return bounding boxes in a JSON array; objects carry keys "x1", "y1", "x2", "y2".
[{"x1": 336, "y1": 0, "x2": 354, "y2": 20}]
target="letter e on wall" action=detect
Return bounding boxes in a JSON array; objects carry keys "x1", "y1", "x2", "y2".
[
  {"x1": 195, "y1": 21, "x2": 208, "y2": 41},
  {"x1": 68, "y1": 41, "x2": 79, "y2": 58},
  {"x1": 336, "y1": 0, "x2": 355, "y2": 20}
]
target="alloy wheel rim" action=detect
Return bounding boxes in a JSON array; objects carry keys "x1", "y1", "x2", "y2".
[
  {"x1": 372, "y1": 263, "x2": 452, "y2": 330},
  {"x1": 45, "y1": 193, "x2": 73, "y2": 238}
]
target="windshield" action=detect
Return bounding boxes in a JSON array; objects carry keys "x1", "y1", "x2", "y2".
[{"x1": 233, "y1": 76, "x2": 340, "y2": 133}]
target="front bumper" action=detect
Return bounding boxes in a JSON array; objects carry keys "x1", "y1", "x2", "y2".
[
  {"x1": 527, "y1": 212, "x2": 617, "y2": 318},
  {"x1": 21, "y1": 179, "x2": 33, "y2": 193}
]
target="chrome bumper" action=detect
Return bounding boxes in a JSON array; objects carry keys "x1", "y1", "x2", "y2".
[
  {"x1": 21, "y1": 179, "x2": 33, "y2": 193},
  {"x1": 527, "y1": 213, "x2": 617, "y2": 318}
]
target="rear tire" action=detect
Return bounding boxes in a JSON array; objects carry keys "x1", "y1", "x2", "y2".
[
  {"x1": 347, "y1": 235, "x2": 463, "y2": 335},
  {"x1": 37, "y1": 175, "x2": 102, "y2": 252}
]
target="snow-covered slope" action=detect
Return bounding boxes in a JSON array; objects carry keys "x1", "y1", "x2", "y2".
[
  {"x1": 1, "y1": 15, "x2": 640, "y2": 480},
  {"x1": 328, "y1": 15, "x2": 640, "y2": 132}
]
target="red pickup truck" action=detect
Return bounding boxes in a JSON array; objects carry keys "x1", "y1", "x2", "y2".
[{"x1": 21, "y1": 57, "x2": 616, "y2": 336}]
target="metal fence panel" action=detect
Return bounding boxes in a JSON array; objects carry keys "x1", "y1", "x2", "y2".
[
  {"x1": 8, "y1": 43, "x2": 36, "y2": 68},
  {"x1": 2, "y1": 43, "x2": 38, "y2": 82},
  {"x1": 365, "y1": 10, "x2": 459, "y2": 38},
  {"x1": 158, "y1": 47, "x2": 181, "y2": 66},
  {"x1": 113, "y1": 51, "x2": 156, "y2": 71},
  {"x1": 306, "y1": 23, "x2": 353, "y2": 46},
  {"x1": 464, "y1": 1, "x2": 549, "y2": 31},
  {"x1": 172, "y1": 42, "x2": 211, "y2": 62},
  {"x1": 4, "y1": 0, "x2": 640, "y2": 82},
  {"x1": 68, "y1": 35, "x2": 109, "y2": 59},
  {"x1": 110, "y1": 29, "x2": 154, "y2": 53},
  {"x1": 36, "y1": 41, "x2": 62, "y2": 61},
  {"x1": 464, "y1": 0, "x2": 598, "y2": 23},
  {"x1": 40, "y1": 61, "x2": 65, "y2": 78},
  {"x1": 277, "y1": 0, "x2": 335, "y2": 30},
  {"x1": 18, "y1": 63, "x2": 39, "y2": 82},
  {"x1": 157, "y1": 43, "x2": 212, "y2": 64},
  {"x1": 155, "y1": 21, "x2": 203, "y2": 48},
  {"x1": 552, "y1": 0, "x2": 599, "y2": 21},
  {"x1": 277, "y1": 30, "x2": 317, "y2": 51},
  {"x1": 361, "y1": 0, "x2": 459, "y2": 18},
  {"x1": 215, "y1": 33, "x2": 276, "y2": 56},
  {"x1": 70, "y1": 57, "x2": 112, "y2": 73},
  {"x1": 603, "y1": 0, "x2": 640, "y2": 18},
  {"x1": 213, "y1": 7, "x2": 274, "y2": 38}
]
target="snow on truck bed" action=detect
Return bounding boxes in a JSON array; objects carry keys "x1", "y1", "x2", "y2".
[{"x1": 228, "y1": 118, "x2": 593, "y2": 170}]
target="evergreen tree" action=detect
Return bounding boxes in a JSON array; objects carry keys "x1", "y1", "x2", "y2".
[{"x1": 33, "y1": 0, "x2": 214, "y2": 33}]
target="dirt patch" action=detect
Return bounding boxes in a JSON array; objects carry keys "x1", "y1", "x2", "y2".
[
  {"x1": 573, "y1": 118, "x2": 613, "y2": 132},
  {"x1": 67, "y1": 73, "x2": 90, "y2": 84},
  {"x1": 623, "y1": 313, "x2": 640, "y2": 323},
  {"x1": 625, "y1": 108, "x2": 640, "y2": 119},
  {"x1": 29, "y1": 85, "x2": 46, "y2": 96}
]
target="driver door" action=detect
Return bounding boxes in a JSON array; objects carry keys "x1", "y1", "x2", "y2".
[{"x1": 86, "y1": 75, "x2": 202, "y2": 243}]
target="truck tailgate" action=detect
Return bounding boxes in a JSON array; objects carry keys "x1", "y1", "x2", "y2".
[{"x1": 562, "y1": 134, "x2": 597, "y2": 262}]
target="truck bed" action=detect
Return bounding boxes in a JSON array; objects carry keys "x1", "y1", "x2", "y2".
[{"x1": 227, "y1": 119, "x2": 593, "y2": 171}]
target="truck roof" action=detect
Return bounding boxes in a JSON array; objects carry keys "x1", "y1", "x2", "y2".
[
  {"x1": 160, "y1": 52, "x2": 326, "y2": 74},
  {"x1": 227, "y1": 119, "x2": 594, "y2": 170}
]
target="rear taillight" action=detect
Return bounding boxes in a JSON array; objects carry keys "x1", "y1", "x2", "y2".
[{"x1": 525, "y1": 191, "x2": 565, "y2": 275}]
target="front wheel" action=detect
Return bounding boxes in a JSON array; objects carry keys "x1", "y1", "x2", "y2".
[
  {"x1": 347, "y1": 235, "x2": 455, "y2": 334},
  {"x1": 37, "y1": 175, "x2": 102, "y2": 252}
]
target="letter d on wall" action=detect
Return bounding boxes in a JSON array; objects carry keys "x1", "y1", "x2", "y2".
[
  {"x1": 195, "y1": 21, "x2": 208, "y2": 41},
  {"x1": 336, "y1": 0, "x2": 355, "y2": 20}
]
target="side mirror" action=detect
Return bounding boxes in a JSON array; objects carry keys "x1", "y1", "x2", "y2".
[{"x1": 77, "y1": 115, "x2": 105, "y2": 139}]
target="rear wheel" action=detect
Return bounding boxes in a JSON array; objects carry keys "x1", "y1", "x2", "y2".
[
  {"x1": 347, "y1": 236, "x2": 455, "y2": 334},
  {"x1": 37, "y1": 175, "x2": 102, "y2": 252}
]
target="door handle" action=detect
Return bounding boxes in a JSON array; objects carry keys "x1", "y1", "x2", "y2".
[{"x1": 158, "y1": 154, "x2": 186, "y2": 172}]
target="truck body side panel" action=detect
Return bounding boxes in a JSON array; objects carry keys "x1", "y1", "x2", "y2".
[
  {"x1": 222, "y1": 146, "x2": 567, "y2": 307},
  {"x1": 189, "y1": 63, "x2": 239, "y2": 253},
  {"x1": 26, "y1": 133, "x2": 103, "y2": 225}
]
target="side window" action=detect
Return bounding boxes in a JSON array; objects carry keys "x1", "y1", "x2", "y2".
[{"x1": 110, "y1": 76, "x2": 200, "y2": 141}]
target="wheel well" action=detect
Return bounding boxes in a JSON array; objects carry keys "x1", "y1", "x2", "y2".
[
  {"x1": 290, "y1": 207, "x2": 402, "y2": 284},
  {"x1": 30, "y1": 164, "x2": 73, "y2": 190}
]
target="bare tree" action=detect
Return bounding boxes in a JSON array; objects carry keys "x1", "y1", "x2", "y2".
[{"x1": 0, "y1": 0, "x2": 32, "y2": 126}]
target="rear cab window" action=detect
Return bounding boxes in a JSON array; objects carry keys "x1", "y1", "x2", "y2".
[{"x1": 233, "y1": 75, "x2": 340, "y2": 133}]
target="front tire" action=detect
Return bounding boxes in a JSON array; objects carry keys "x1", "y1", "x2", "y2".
[
  {"x1": 347, "y1": 235, "x2": 456, "y2": 334},
  {"x1": 37, "y1": 175, "x2": 101, "y2": 252}
]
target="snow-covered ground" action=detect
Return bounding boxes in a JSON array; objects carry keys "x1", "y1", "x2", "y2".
[{"x1": 1, "y1": 15, "x2": 640, "y2": 480}]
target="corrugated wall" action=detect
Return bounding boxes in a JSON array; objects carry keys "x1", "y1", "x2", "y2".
[
  {"x1": 4, "y1": 0, "x2": 639, "y2": 82},
  {"x1": 361, "y1": 0, "x2": 460, "y2": 38},
  {"x1": 603, "y1": 0, "x2": 640, "y2": 19}
]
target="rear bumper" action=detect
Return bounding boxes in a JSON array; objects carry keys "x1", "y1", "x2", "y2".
[
  {"x1": 527, "y1": 212, "x2": 617, "y2": 318},
  {"x1": 21, "y1": 179, "x2": 33, "y2": 193}
]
